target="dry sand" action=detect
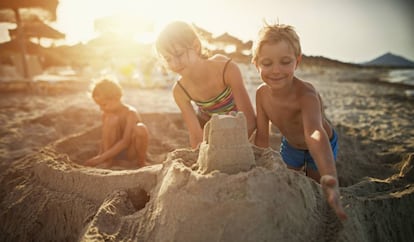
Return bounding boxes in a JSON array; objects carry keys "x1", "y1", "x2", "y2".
[{"x1": 0, "y1": 65, "x2": 413, "y2": 241}]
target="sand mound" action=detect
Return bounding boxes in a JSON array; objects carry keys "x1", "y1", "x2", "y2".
[
  {"x1": 0, "y1": 113, "x2": 412, "y2": 241},
  {"x1": 80, "y1": 146, "x2": 344, "y2": 242},
  {"x1": 0, "y1": 138, "x2": 160, "y2": 241},
  {"x1": 2, "y1": 145, "x2": 414, "y2": 241}
]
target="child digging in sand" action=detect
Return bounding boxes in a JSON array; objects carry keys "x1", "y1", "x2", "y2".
[
  {"x1": 252, "y1": 23, "x2": 347, "y2": 221},
  {"x1": 84, "y1": 78, "x2": 149, "y2": 169},
  {"x1": 155, "y1": 21, "x2": 256, "y2": 149}
]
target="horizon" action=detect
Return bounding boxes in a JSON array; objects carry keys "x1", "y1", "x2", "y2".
[{"x1": 0, "y1": 0, "x2": 413, "y2": 64}]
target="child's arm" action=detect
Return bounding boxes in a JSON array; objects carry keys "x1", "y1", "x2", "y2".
[
  {"x1": 86, "y1": 110, "x2": 138, "y2": 165},
  {"x1": 254, "y1": 85, "x2": 270, "y2": 148},
  {"x1": 301, "y1": 92, "x2": 337, "y2": 178},
  {"x1": 301, "y1": 92, "x2": 347, "y2": 221},
  {"x1": 173, "y1": 83, "x2": 203, "y2": 149},
  {"x1": 98, "y1": 114, "x2": 106, "y2": 154},
  {"x1": 224, "y1": 61, "x2": 256, "y2": 137}
]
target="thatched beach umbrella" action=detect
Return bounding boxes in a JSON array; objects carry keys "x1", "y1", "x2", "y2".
[
  {"x1": 192, "y1": 23, "x2": 213, "y2": 41},
  {"x1": 8, "y1": 19, "x2": 65, "y2": 43},
  {"x1": 0, "y1": 38, "x2": 43, "y2": 54},
  {"x1": 0, "y1": 0, "x2": 59, "y2": 79},
  {"x1": 239, "y1": 40, "x2": 253, "y2": 51},
  {"x1": 0, "y1": 0, "x2": 58, "y2": 19},
  {"x1": 211, "y1": 32, "x2": 246, "y2": 54},
  {"x1": 213, "y1": 32, "x2": 244, "y2": 46}
]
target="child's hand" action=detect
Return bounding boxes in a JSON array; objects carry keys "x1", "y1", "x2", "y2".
[{"x1": 320, "y1": 175, "x2": 348, "y2": 221}]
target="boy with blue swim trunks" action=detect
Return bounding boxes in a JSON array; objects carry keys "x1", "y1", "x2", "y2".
[
  {"x1": 252, "y1": 23, "x2": 347, "y2": 221},
  {"x1": 280, "y1": 129, "x2": 338, "y2": 172}
]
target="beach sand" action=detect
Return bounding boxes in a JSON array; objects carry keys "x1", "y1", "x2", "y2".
[{"x1": 0, "y1": 65, "x2": 413, "y2": 241}]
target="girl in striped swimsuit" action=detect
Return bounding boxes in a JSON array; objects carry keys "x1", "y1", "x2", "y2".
[{"x1": 156, "y1": 21, "x2": 256, "y2": 149}]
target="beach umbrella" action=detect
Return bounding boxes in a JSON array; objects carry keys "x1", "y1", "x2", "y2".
[
  {"x1": 0, "y1": 0, "x2": 58, "y2": 20},
  {"x1": 192, "y1": 23, "x2": 213, "y2": 41},
  {"x1": 238, "y1": 40, "x2": 253, "y2": 51},
  {"x1": 0, "y1": 38, "x2": 43, "y2": 53},
  {"x1": 211, "y1": 32, "x2": 245, "y2": 54},
  {"x1": 8, "y1": 19, "x2": 65, "y2": 42},
  {"x1": 0, "y1": 0, "x2": 59, "y2": 79},
  {"x1": 213, "y1": 32, "x2": 243, "y2": 46}
]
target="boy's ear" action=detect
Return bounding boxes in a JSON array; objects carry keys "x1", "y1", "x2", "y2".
[
  {"x1": 251, "y1": 59, "x2": 259, "y2": 71},
  {"x1": 253, "y1": 61, "x2": 259, "y2": 71}
]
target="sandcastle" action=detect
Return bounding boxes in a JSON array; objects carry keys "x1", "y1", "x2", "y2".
[
  {"x1": 4, "y1": 111, "x2": 414, "y2": 242},
  {"x1": 197, "y1": 112, "x2": 255, "y2": 174}
]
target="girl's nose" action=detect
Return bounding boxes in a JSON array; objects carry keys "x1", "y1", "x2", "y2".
[{"x1": 271, "y1": 64, "x2": 281, "y2": 73}]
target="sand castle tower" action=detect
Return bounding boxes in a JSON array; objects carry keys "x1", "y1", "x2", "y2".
[{"x1": 197, "y1": 112, "x2": 255, "y2": 174}]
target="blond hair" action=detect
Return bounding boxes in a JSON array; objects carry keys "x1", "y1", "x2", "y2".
[
  {"x1": 90, "y1": 78, "x2": 123, "y2": 100},
  {"x1": 252, "y1": 23, "x2": 301, "y2": 64},
  {"x1": 155, "y1": 21, "x2": 208, "y2": 58}
]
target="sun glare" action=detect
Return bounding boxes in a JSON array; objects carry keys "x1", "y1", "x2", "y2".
[{"x1": 55, "y1": 0, "x2": 201, "y2": 45}]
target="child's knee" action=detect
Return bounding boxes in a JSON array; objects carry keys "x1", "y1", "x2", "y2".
[{"x1": 135, "y1": 122, "x2": 149, "y2": 138}]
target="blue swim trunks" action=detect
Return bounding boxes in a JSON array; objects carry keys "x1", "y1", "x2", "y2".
[{"x1": 280, "y1": 130, "x2": 338, "y2": 171}]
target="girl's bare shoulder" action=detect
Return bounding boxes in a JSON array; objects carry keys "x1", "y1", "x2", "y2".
[{"x1": 209, "y1": 54, "x2": 231, "y2": 64}]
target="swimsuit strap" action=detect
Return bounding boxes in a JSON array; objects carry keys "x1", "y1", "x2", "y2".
[
  {"x1": 176, "y1": 58, "x2": 232, "y2": 102},
  {"x1": 222, "y1": 58, "x2": 232, "y2": 85},
  {"x1": 176, "y1": 81, "x2": 194, "y2": 101}
]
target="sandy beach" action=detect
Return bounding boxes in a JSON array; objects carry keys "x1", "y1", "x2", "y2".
[{"x1": 0, "y1": 64, "x2": 413, "y2": 241}]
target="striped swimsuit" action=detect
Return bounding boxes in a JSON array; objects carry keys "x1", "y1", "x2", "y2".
[{"x1": 177, "y1": 59, "x2": 238, "y2": 122}]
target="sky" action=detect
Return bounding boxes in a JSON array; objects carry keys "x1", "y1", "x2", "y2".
[{"x1": 1, "y1": 0, "x2": 413, "y2": 63}]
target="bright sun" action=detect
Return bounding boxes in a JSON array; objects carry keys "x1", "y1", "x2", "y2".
[{"x1": 54, "y1": 0, "x2": 197, "y2": 45}]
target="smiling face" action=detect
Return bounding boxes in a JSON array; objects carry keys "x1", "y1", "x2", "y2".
[
  {"x1": 159, "y1": 46, "x2": 198, "y2": 74},
  {"x1": 156, "y1": 21, "x2": 203, "y2": 75},
  {"x1": 256, "y1": 40, "x2": 301, "y2": 89}
]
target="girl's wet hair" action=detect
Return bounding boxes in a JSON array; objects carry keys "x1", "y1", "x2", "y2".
[{"x1": 252, "y1": 22, "x2": 302, "y2": 64}]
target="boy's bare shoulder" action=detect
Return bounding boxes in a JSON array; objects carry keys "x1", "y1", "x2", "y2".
[
  {"x1": 124, "y1": 104, "x2": 139, "y2": 114},
  {"x1": 124, "y1": 105, "x2": 143, "y2": 122},
  {"x1": 256, "y1": 83, "x2": 270, "y2": 93},
  {"x1": 294, "y1": 78, "x2": 320, "y2": 105},
  {"x1": 295, "y1": 77, "x2": 317, "y2": 94}
]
